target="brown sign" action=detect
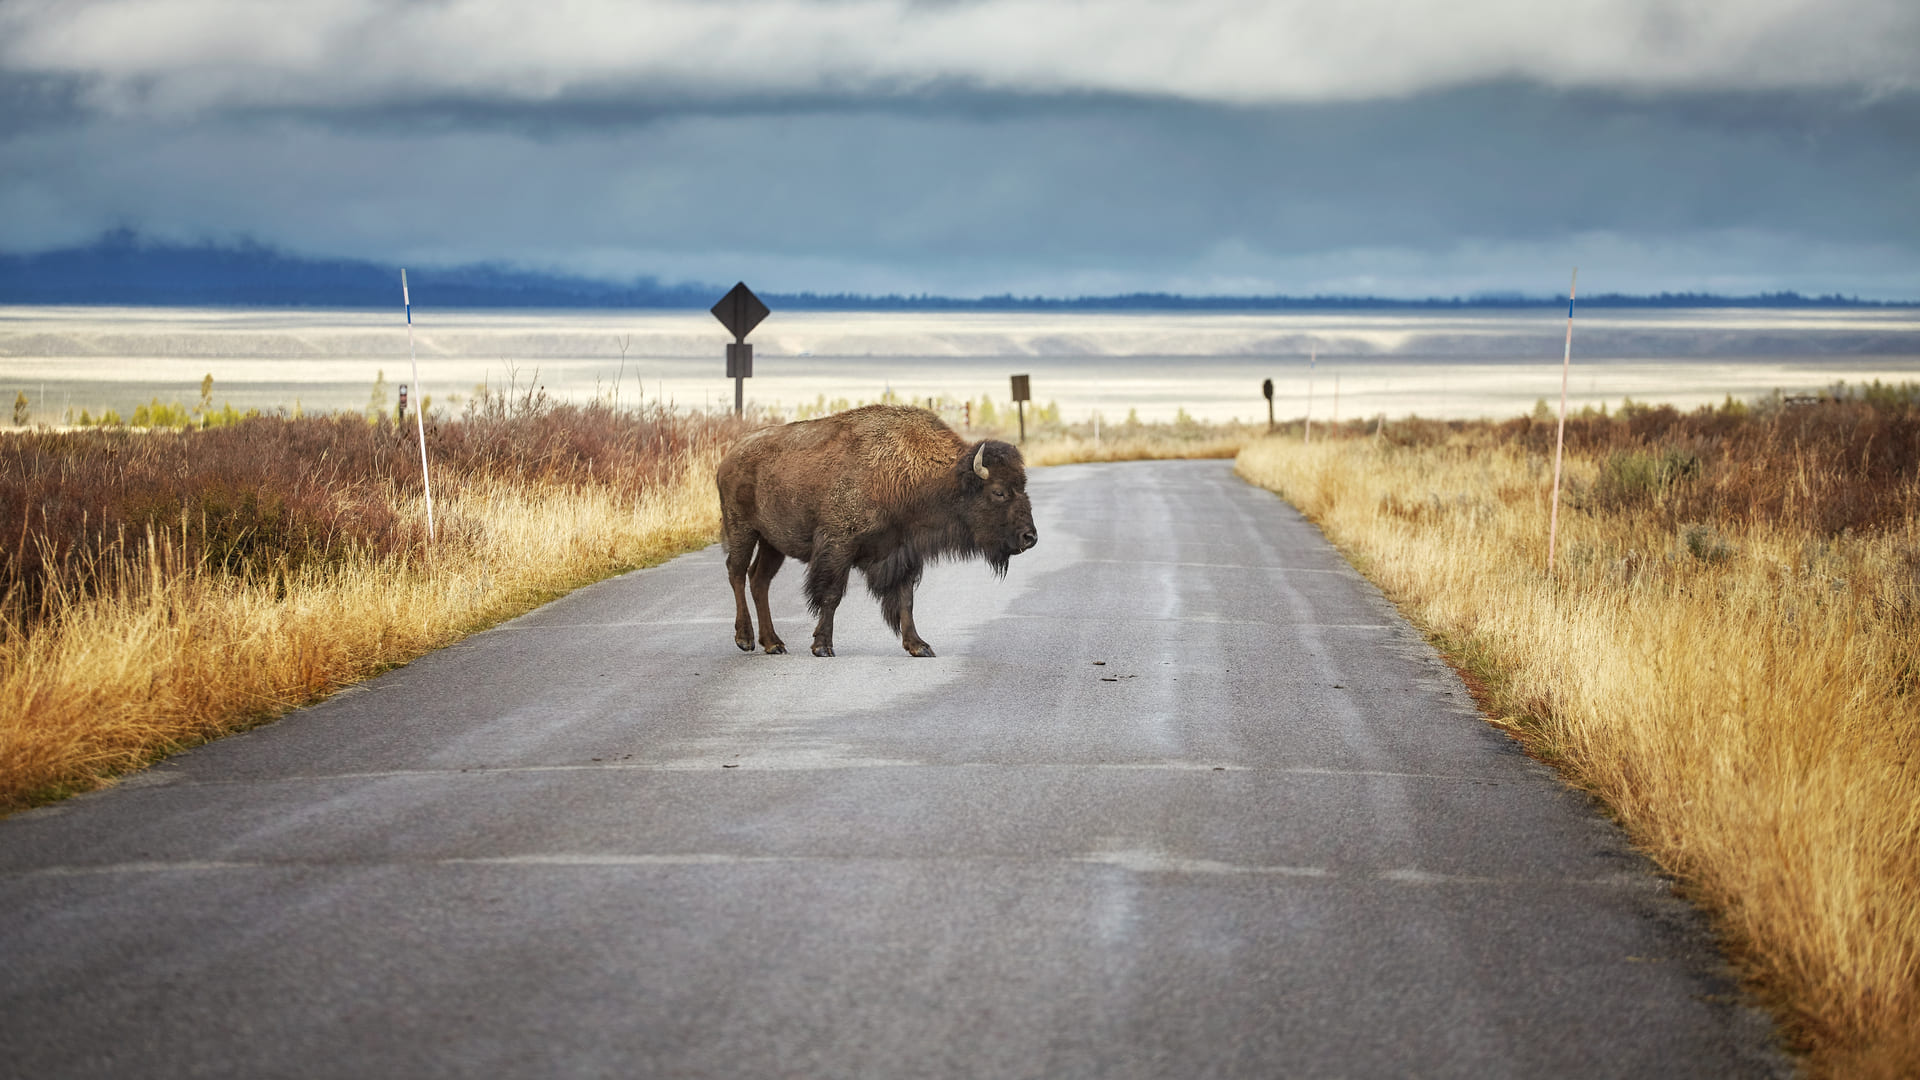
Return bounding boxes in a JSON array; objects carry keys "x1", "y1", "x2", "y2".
[{"x1": 1010, "y1": 374, "x2": 1031, "y2": 402}]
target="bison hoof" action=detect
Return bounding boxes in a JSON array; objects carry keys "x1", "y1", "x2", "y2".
[
  {"x1": 906, "y1": 643, "x2": 935, "y2": 657},
  {"x1": 735, "y1": 639, "x2": 754, "y2": 652},
  {"x1": 811, "y1": 643, "x2": 835, "y2": 657},
  {"x1": 765, "y1": 643, "x2": 787, "y2": 655}
]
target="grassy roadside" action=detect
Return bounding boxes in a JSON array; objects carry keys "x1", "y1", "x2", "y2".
[
  {"x1": 1021, "y1": 428, "x2": 1252, "y2": 465},
  {"x1": 1235, "y1": 399, "x2": 1920, "y2": 1077},
  {"x1": 2, "y1": 400, "x2": 746, "y2": 812}
]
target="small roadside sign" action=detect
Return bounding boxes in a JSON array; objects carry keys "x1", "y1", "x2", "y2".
[
  {"x1": 1009, "y1": 374, "x2": 1031, "y2": 443},
  {"x1": 711, "y1": 282, "x2": 771, "y2": 416},
  {"x1": 712, "y1": 283, "x2": 769, "y2": 343}
]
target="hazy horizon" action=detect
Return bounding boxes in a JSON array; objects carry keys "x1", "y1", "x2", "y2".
[{"x1": 6, "y1": 305, "x2": 1915, "y2": 426}]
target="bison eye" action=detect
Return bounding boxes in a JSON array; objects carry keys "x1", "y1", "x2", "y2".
[{"x1": 990, "y1": 486, "x2": 1009, "y2": 501}]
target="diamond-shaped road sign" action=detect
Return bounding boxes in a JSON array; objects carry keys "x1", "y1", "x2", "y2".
[{"x1": 711, "y1": 282, "x2": 769, "y2": 343}]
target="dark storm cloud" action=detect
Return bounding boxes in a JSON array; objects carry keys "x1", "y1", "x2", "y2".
[
  {"x1": 248, "y1": 82, "x2": 1089, "y2": 139},
  {"x1": 6, "y1": 83, "x2": 1913, "y2": 293},
  {"x1": 0, "y1": 72, "x2": 90, "y2": 136}
]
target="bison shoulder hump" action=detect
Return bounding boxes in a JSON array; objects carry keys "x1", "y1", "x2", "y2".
[{"x1": 843, "y1": 406, "x2": 962, "y2": 492}]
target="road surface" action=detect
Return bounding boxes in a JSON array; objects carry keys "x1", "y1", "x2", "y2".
[{"x1": 0, "y1": 459, "x2": 1784, "y2": 1077}]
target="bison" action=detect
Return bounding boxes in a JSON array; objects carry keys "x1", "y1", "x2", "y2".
[{"x1": 716, "y1": 404, "x2": 1038, "y2": 657}]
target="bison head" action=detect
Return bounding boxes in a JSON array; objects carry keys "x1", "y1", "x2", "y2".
[{"x1": 955, "y1": 440, "x2": 1038, "y2": 574}]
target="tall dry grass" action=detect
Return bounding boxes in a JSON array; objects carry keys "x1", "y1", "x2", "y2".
[
  {"x1": 1236, "y1": 398, "x2": 1920, "y2": 1077},
  {"x1": 1015, "y1": 418, "x2": 1260, "y2": 466},
  {"x1": 1, "y1": 397, "x2": 748, "y2": 812}
]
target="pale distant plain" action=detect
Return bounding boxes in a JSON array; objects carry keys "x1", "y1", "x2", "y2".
[{"x1": 3, "y1": 305, "x2": 1916, "y2": 425}]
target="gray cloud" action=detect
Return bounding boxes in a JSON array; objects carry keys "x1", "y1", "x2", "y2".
[{"x1": 3, "y1": 0, "x2": 1915, "y2": 119}]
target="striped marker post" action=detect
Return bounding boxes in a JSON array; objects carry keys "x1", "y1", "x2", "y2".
[
  {"x1": 402, "y1": 270, "x2": 436, "y2": 541},
  {"x1": 1547, "y1": 269, "x2": 1577, "y2": 575}
]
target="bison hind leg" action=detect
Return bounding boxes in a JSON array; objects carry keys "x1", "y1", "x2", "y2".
[
  {"x1": 725, "y1": 531, "x2": 758, "y2": 652},
  {"x1": 749, "y1": 544, "x2": 787, "y2": 654}
]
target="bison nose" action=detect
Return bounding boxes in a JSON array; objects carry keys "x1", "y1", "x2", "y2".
[{"x1": 1018, "y1": 528, "x2": 1038, "y2": 552}]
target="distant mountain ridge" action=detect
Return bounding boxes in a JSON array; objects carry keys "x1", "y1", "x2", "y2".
[{"x1": 0, "y1": 232, "x2": 1906, "y2": 311}]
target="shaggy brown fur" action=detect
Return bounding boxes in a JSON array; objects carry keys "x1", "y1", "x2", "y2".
[{"x1": 715, "y1": 404, "x2": 1038, "y2": 657}]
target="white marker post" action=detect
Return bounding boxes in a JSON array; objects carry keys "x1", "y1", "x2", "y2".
[
  {"x1": 402, "y1": 270, "x2": 436, "y2": 541},
  {"x1": 1547, "y1": 269, "x2": 1578, "y2": 575},
  {"x1": 1305, "y1": 345, "x2": 1316, "y2": 443}
]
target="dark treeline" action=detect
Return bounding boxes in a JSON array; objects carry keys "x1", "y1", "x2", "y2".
[
  {"x1": 0, "y1": 231, "x2": 714, "y2": 309},
  {"x1": 2, "y1": 232, "x2": 1909, "y2": 311},
  {"x1": 0, "y1": 395, "x2": 747, "y2": 627},
  {"x1": 771, "y1": 290, "x2": 1896, "y2": 311}
]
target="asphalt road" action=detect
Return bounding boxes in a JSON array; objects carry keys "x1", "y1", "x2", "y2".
[{"x1": 0, "y1": 459, "x2": 1785, "y2": 1078}]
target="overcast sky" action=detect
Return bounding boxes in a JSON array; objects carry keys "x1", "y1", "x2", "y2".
[{"x1": 3, "y1": 0, "x2": 1917, "y2": 298}]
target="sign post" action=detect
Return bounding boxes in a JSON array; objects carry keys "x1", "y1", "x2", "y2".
[
  {"x1": 711, "y1": 282, "x2": 770, "y2": 416},
  {"x1": 1010, "y1": 374, "x2": 1031, "y2": 443},
  {"x1": 400, "y1": 270, "x2": 434, "y2": 541},
  {"x1": 1262, "y1": 378, "x2": 1274, "y2": 432}
]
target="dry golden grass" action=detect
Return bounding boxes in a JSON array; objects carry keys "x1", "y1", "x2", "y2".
[
  {"x1": 1236, "y1": 423, "x2": 1920, "y2": 1076},
  {"x1": 1018, "y1": 423, "x2": 1258, "y2": 466},
  {"x1": 0, "y1": 426, "x2": 729, "y2": 813}
]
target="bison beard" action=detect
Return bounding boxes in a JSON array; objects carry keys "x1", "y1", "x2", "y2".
[{"x1": 715, "y1": 404, "x2": 1038, "y2": 657}]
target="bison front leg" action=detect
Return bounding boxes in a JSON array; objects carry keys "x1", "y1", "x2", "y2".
[
  {"x1": 803, "y1": 544, "x2": 854, "y2": 657},
  {"x1": 890, "y1": 587, "x2": 934, "y2": 657},
  {"x1": 864, "y1": 549, "x2": 934, "y2": 658}
]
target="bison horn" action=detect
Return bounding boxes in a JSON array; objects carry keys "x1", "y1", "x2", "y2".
[{"x1": 972, "y1": 444, "x2": 991, "y2": 480}]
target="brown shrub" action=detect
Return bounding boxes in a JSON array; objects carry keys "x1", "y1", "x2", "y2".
[
  {"x1": 0, "y1": 401, "x2": 750, "y2": 632},
  {"x1": 1488, "y1": 395, "x2": 1920, "y2": 536}
]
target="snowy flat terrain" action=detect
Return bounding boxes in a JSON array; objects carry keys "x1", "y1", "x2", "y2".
[{"x1": 3, "y1": 306, "x2": 1916, "y2": 424}]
